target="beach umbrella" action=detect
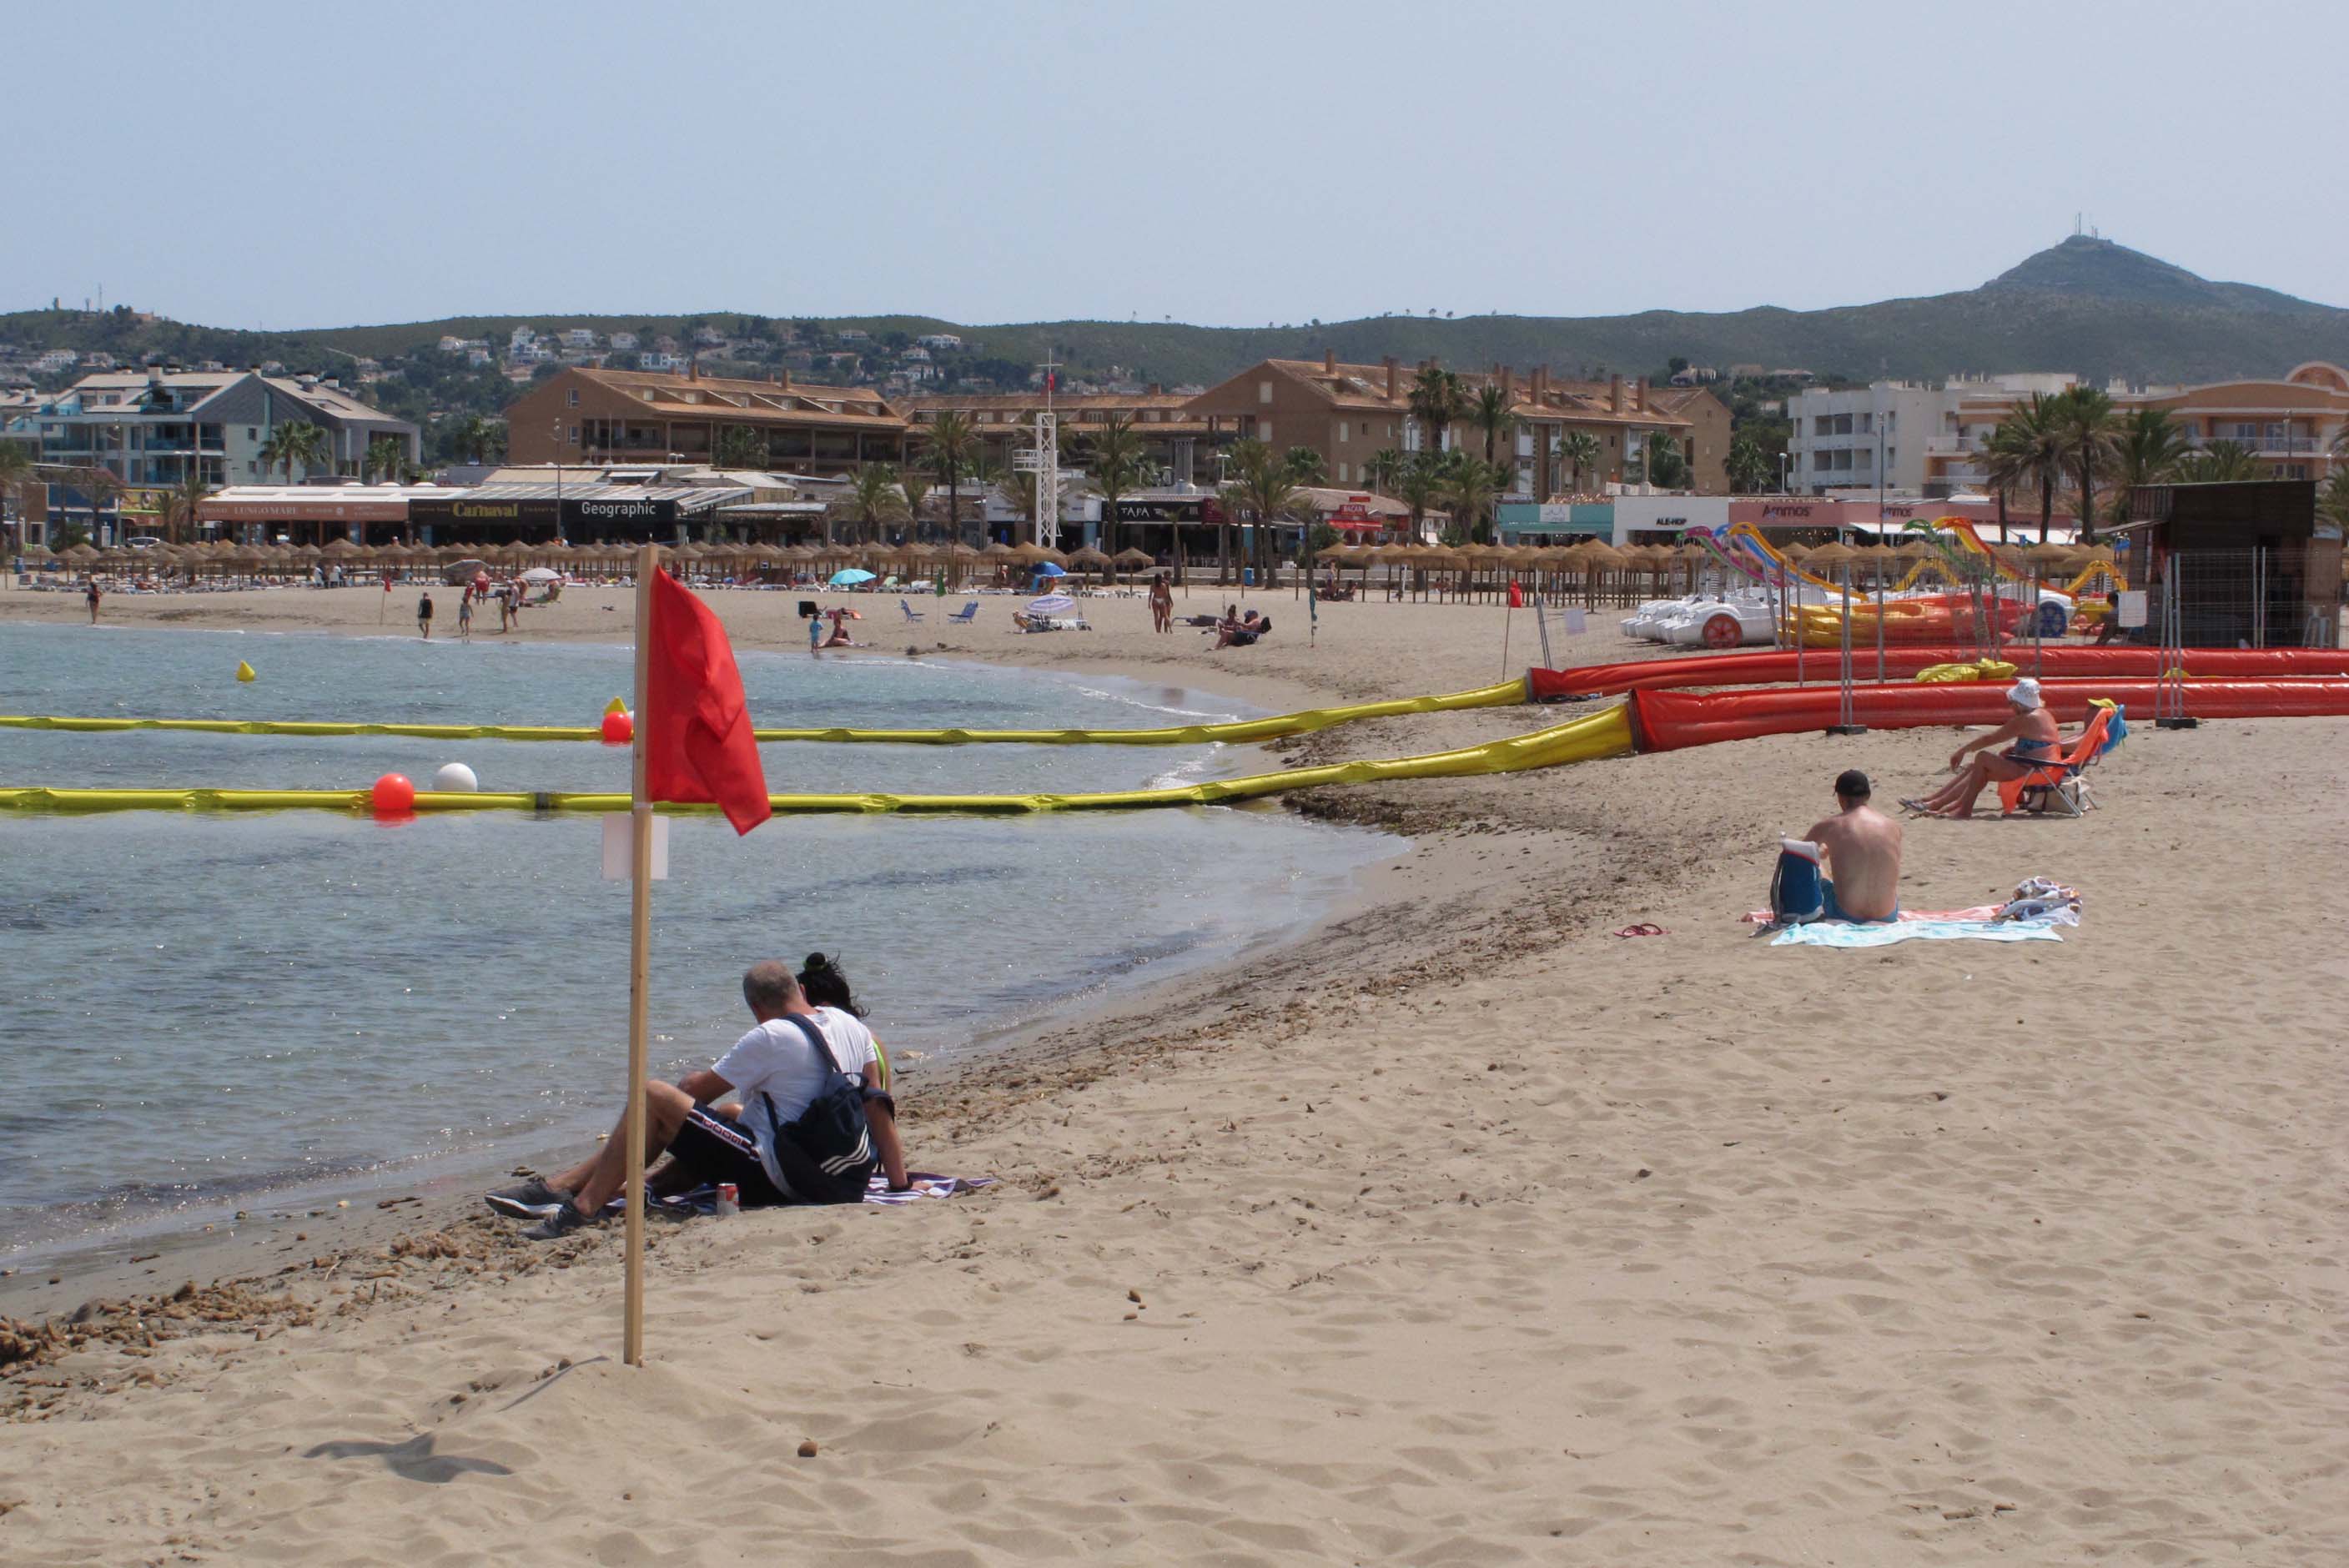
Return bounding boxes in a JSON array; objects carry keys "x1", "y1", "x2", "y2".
[
  {"x1": 1025, "y1": 593, "x2": 1077, "y2": 616},
  {"x1": 521, "y1": 565, "x2": 561, "y2": 584},
  {"x1": 1032, "y1": 561, "x2": 1066, "y2": 578},
  {"x1": 828, "y1": 567, "x2": 877, "y2": 586}
]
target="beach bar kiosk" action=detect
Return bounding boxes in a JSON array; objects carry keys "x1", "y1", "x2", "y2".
[{"x1": 2120, "y1": 480, "x2": 2339, "y2": 648}]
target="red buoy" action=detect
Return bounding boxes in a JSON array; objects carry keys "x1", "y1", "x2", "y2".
[
  {"x1": 370, "y1": 772, "x2": 416, "y2": 815},
  {"x1": 601, "y1": 709, "x2": 635, "y2": 745}
]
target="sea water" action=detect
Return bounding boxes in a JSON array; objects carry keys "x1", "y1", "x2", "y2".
[{"x1": 0, "y1": 624, "x2": 1397, "y2": 1256}]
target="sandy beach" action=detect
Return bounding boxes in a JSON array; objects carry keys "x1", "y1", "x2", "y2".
[{"x1": 2, "y1": 580, "x2": 2343, "y2": 1565}]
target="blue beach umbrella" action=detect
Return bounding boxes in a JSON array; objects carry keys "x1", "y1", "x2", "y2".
[
  {"x1": 828, "y1": 568, "x2": 878, "y2": 586},
  {"x1": 1032, "y1": 562, "x2": 1066, "y2": 578}
]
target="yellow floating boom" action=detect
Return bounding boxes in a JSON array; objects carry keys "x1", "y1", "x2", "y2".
[
  {"x1": 0, "y1": 678, "x2": 1532, "y2": 748},
  {"x1": 0, "y1": 706, "x2": 1633, "y2": 817}
]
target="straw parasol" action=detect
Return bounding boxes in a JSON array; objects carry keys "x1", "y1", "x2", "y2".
[
  {"x1": 1111, "y1": 547, "x2": 1154, "y2": 569},
  {"x1": 1805, "y1": 541, "x2": 1858, "y2": 565}
]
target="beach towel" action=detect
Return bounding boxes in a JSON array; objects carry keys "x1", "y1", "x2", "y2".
[
  {"x1": 1748, "y1": 877, "x2": 2080, "y2": 947},
  {"x1": 1768, "y1": 915, "x2": 2066, "y2": 947}
]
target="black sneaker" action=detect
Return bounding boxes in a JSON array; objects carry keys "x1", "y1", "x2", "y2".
[
  {"x1": 485, "y1": 1179, "x2": 573, "y2": 1219},
  {"x1": 521, "y1": 1204, "x2": 596, "y2": 1242}
]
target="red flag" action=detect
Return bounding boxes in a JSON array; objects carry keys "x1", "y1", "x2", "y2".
[
  {"x1": 644, "y1": 570, "x2": 770, "y2": 834},
  {"x1": 1507, "y1": 580, "x2": 1525, "y2": 609}
]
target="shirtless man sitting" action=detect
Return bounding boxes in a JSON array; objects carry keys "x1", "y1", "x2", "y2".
[
  {"x1": 1907, "y1": 678, "x2": 2063, "y2": 819},
  {"x1": 1795, "y1": 768, "x2": 1904, "y2": 922}
]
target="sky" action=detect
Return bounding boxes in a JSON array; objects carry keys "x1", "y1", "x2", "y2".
[{"x1": 11, "y1": 0, "x2": 2346, "y2": 331}]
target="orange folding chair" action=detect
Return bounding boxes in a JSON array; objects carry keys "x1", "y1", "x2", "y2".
[{"x1": 1997, "y1": 705, "x2": 2115, "y2": 818}]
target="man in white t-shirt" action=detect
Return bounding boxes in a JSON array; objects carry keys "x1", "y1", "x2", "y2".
[{"x1": 486, "y1": 960, "x2": 908, "y2": 1239}]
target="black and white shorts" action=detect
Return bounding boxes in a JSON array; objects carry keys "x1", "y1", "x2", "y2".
[{"x1": 666, "y1": 1108, "x2": 789, "y2": 1206}]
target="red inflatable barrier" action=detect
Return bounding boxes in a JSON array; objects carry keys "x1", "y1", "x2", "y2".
[
  {"x1": 1532, "y1": 646, "x2": 2349, "y2": 701},
  {"x1": 1628, "y1": 681, "x2": 2349, "y2": 753}
]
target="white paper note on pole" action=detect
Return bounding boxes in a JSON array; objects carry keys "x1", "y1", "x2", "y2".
[
  {"x1": 601, "y1": 813, "x2": 670, "y2": 881},
  {"x1": 2116, "y1": 591, "x2": 2148, "y2": 629}
]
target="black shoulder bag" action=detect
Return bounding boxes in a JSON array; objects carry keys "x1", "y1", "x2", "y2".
[{"x1": 760, "y1": 1014, "x2": 879, "y2": 1204}]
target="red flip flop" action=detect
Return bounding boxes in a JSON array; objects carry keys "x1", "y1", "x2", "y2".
[{"x1": 1612, "y1": 923, "x2": 1669, "y2": 938}]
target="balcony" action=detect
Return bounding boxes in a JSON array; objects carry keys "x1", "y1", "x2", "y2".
[{"x1": 1924, "y1": 435, "x2": 1979, "y2": 456}]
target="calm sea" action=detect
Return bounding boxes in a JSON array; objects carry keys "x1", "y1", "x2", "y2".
[{"x1": 0, "y1": 622, "x2": 1396, "y2": 1257}]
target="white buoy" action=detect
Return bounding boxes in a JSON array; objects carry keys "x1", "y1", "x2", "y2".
[{"x1": 432, "y1": 762, "x2": 479, "y2": 792}]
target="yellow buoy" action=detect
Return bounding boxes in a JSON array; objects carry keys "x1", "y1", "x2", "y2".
[
  {"x1": 604, "y1": 696, "x2": 628, "y2": 716},
  {"x1": 234, "y1": 661, "x2": 257, "y2": 683}
]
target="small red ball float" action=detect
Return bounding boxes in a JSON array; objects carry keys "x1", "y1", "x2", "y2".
[
  {"x1": 601, "y1": 709, "x2": 635, "y2": 745},
  {"x1": 370, "y1": 772, "x2": 417, "y2": 816}
]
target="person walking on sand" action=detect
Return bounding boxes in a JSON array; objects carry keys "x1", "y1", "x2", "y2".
[
  {"x1": 1149, "y1": 573, "x2": 1173, "y2": 633},
  {"x1": 483, "y1": 961, "x2": 908, "y2": 1239},
  {"x1": 84, "y1": 578, "x2": 101, "y2": 624},
  {"x1": 455, "y1": 591, "x2": 472, "y2": 641},
  {"x1": 416, "y1": 591, "x2": 434, "y2": 640}
]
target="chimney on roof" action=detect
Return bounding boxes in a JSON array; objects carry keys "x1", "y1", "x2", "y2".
[
  {"x1": 687, "y1": 359, "x2": 699, "y2": 381},
  {"x1": 1532, "y1": 365, "x2": 1546, "y2": 403},
  {"x1": 1501, "y1": 366, "x2": 1514, "y2": 402},
  {"x1": 1383, "y1": 356, "x2": 1397, "y2": 399},
  {"x1": 779, "y1": 369, "x2": 790, "y2": 389},
  {"x1": 1324, "y1": 349, "x2": 1335, "y2": 374},
  {"x1": 1611, "y1": 374, "x2": 1624, "y2": 414},
  {"x1": 1148, "y1": 383, "x2": 1161, "y2": 395},
  {"x1": 1632, "y1": 375, "x2": 1645, "y2": 413}
]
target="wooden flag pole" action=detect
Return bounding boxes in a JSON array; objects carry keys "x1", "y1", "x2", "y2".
[{"x1": 623, "y1": 544, "x2": 656, "y2": 1366}]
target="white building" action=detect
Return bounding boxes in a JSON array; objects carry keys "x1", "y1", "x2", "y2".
[
  {"x1": 902, "y1": 345, "x2": 931, "y2": 362},
  {"x1": 563, "y1": 328, "x2": 597, "y2": 348},
  {"x1": 640, "y1": 350, "x2": 684, "y2": 371},
  {"x1": 610, "y1": 332, "x2": 638, "y2": 351},
  {"x1": 1783, "y1": 375, "x2": 2062, "y2": 497},
  {"x1": 509, "y1": 326, "x2": 538, "y2": 352},
  {"x1": 33, "y1": 349, "x2": 78, "y2": 372},
  {"x1": 916, "y1": 333, "x2": 962, "y2": 351}
]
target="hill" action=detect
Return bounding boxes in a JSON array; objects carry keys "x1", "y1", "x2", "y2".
[{"x1": 6, "y1": 237, "x2": 2344, "y2": 398}]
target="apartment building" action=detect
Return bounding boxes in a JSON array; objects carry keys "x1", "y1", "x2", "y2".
[
  {"x1": 1182, "y1": 354, "x2": 1718, "y2": 495},
  {"x1": 1783, "y1": 379, "x2": 2005, "y2": 495},
  {"x1": 906, "y1": 389, "x2": 1210, "y2": 484},
  {"x1": 506, "y1": 365, "x2": 908, "y2": 475},
  {"x1": 27, "y1": 368, "x2": 420, "y2": 488},
  {"x1": 1797, "y1": 364, "x2": 2348, "y2": 498}
]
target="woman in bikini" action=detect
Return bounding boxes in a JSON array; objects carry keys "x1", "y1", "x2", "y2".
[{"x1": 1906, "y1": 677, "x2": 2064, "y2": 819}]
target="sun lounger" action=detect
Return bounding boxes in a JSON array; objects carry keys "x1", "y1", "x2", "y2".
[
  {"x1": 899, "y1": 597, "x2": 925, "y2": 623},
  {"x1": 945, "y1": 601, "x2": 979, "y2": 626}
]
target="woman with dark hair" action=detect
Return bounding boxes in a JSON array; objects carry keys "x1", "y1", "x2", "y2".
[{"x1": 798, "y1": 952, "x2": 908, "y2": 1189}]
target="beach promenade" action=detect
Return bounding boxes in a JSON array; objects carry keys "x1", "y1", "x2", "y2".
[{"x1": 1, "y1": 583, "x2": 2343, "y2": 1565}]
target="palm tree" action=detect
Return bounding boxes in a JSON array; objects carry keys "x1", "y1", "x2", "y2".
[
  {"x1": 2319, "y1": 469, "x2": 2349, "y2": 535},
  {"x1": 2174, "y1": 440, "x2": 2261, "y2": 484},
  {"x1": 1981, "y1": 392, "x2": 2069, "y2": 543},
  {"x1": 2106, "y1": 409, "x2": 2189, "y2": 522},
  {"x1": 1644, "y1": 431, "x2": 1690, "y2": 490},
  {"x1": 161, "y1": 471, "x2": 212, "y2": 545},
  {"x1": 1725, "y1": 433, "x2": 1773, "y2": 495},
  {"x1": 993, "y1": 466, "x2": 1039, "y2": 546},
  {"x1": 1407, "y1": 365, "x2": 1466, "y2": 461},
  {"x1": 1557, "y1": 430, "x2": 1602, "y2": 495},
  {"x1": 715, "y1": 425, "x2": 768, "y2": 470},
  {"x1": 2052, "y1": 387, "x2": 2121, "y2": 543},
  {"x1": 899, "y1": 470, "x2": 932, "y2": 540},
  {"x1": 1396, "y1": 453, "x2": 1445, "y2": 543},
  {"x1": 1084, "y1": 414, "x2": 1149, "y2": 558},
  {"x1": 0, "y1": 442, "x2": 32, "y2": 543},
  {"x1": 1363, "y1": 447, "x2": 1404, "y2": 495},
  {"x1": 80, "y1": 465, "x2": 123, "y2": 538},
  {"x1": 1216, "y1": 439, "x2": 1314, "y2": 585},
  {"x1": 259, "y1": 420, "x2": 327, "y2": 485},
  {"x1": 1282, "y1": 445, "x2": 1327, "y2": 485},
  {"x1": 1438, "y1": 451, "x2": 1505, "y2": 545},
  {"x1": 449, "y1": 415, "x2": 504, "y2": 465},
  {"x1": 828, "y1": 462, "x2": 908, "y2": 546},
  {"x1": 923, "y1": 410, "x2": 977, "y2": 545},
  {"x1": 363, "y1": 436, "x2": 406, "y2": 485},
  {"x1": 1468, "y1": 384, "x2": 1515, "y2": 471}
]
